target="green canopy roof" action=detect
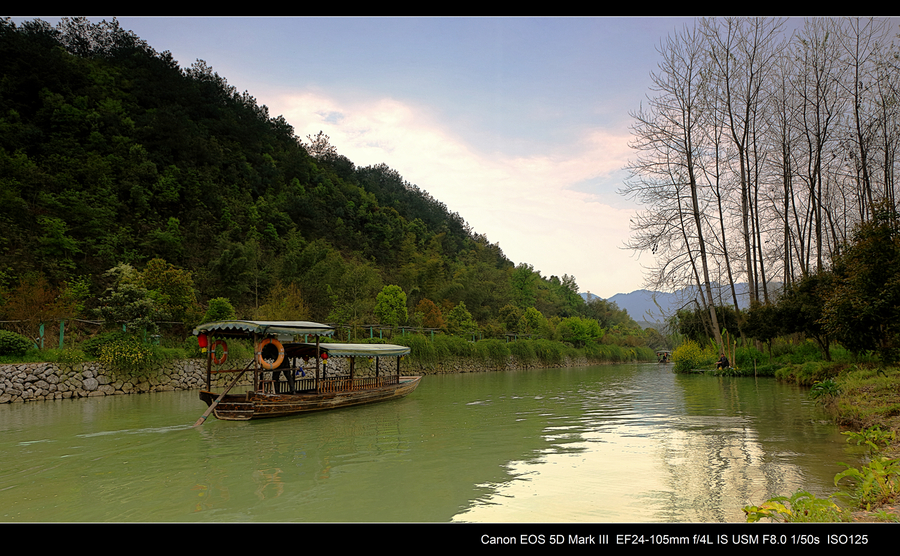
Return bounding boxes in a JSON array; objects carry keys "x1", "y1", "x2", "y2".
[
  {"x1": 319, "y1": 343, "x2": 410, "y2": 358},
  {"x1": 283, "y1": 342, "x2": 409, "y2": 359},
  {"x1": 193, "y1": 320, "x2": 335, "y2": 338}
]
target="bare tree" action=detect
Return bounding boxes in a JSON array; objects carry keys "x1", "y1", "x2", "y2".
[
  {"x1": 623, "y1": 23, "x2": 723, "y2": 348},
  {"x1": 702, "y1": 17, "x2": 785, "y2": 304},
  {"x1": 836, "y1": 17, "x2": 892, "y2": 222},
  {"x1": 792, "y1": 18, "x2": 847, "y2": 273},
  {"x1": 623, "y1": 17, "x2": 900, "y2": 333}
]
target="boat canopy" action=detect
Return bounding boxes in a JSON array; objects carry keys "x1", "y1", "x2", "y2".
[
  {"x1": 285, "y1": 342, "x2": 410, "y2": 359},
  {"x1": 193, "y1": 320, "x2": 335, "y2": 338},
  {"x1": 318, "y1": 343, "x2": 409, "y2": 358}
]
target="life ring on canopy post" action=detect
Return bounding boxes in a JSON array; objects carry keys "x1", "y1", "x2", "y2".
[
  {"x1": 211, "y1": 340, "x2": 228, "y2": 365},
  {"x1": 256, "y1": 337, "x2": 285, "y2": 370}
]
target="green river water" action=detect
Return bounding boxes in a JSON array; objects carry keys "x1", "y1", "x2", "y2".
[{"x1": 0, "y1": 363, "x2": 860, "y2": 522}]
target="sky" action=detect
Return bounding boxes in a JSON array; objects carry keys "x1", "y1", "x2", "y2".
[{"x1": 17, "y1": 16, "x2": 707, "y2": 299}]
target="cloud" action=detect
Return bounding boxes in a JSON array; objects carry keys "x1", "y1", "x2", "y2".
[{"x1": 269, "y1": 90, "x2": 644, "y2": 298}]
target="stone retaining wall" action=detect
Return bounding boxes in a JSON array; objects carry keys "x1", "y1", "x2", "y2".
[
  {"x1": 0, "y1": 359, "x2": 251, "y2": 404},
  {"x1": 0, "y1": 354, "x2": 598, "y2": 404}
]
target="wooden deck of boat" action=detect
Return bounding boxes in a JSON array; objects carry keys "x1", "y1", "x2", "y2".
[{"x1": 200, "y1": 376, "x2": 422, "y2": 421}]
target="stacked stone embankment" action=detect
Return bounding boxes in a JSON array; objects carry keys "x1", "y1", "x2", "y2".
[
  {"x1": 0, "y1": 359, "x2": 254, "y2": 404},
  {"x1": 0, "y1": 354, "x2": 596, "y2": 404}
]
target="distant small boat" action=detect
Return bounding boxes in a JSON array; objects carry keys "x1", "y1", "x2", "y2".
[
  {"x1": 656, "y1": 350, "x2": 671, "y2": 364},
  {"x1": 191, "y1": 320, "x2": 420, "y2": 423}
]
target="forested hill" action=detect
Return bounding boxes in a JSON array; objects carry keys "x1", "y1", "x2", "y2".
[{"x1": 0, "y1": 17, "x2": 638, "y2": 334}]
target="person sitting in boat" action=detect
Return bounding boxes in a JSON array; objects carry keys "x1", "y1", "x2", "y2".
[
  {"x1": 716, "y1": 354, "x2": 730, "y2": 370},
  {"x1": 272, "y1": 357, "x2": 293, "y2": 393}
]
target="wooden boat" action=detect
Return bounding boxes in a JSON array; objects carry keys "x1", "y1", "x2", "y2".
[{"x1": 192, "y1": 320, "x2": 421, "y2": 422}]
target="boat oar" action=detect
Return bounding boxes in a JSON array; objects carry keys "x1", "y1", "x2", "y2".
[{"x1": 192, "y1": 362, "x2": 252, "y2": 428}]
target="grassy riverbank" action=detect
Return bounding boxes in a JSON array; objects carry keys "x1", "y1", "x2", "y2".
[
  {"x1": 755, "y1": 359, "x2": 900, "y2": 522},
  {"x1": 390, "y1": 334, "x2": 656, "y2": 370}
]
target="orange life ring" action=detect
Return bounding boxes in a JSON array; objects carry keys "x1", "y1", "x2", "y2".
[
  {"x1": 211, "y1": 340, "x2": 228, "y2": 365},
  {"x1": 256, "y1": 337, "x2": 285, "y2": 370}
]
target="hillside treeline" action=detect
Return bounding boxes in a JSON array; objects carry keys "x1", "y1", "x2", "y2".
[
  {"x1": 0, "y1": 17, "x2": 643, "y2": 348},
  {"x1": 623, "y1": 17, "x2": 900, "y2": 351}
]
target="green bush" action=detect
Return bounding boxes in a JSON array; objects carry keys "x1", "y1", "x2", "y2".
[
  {"x1": 835, "y1": 457, "x2": 900, "y2": 508},
  {"x1": 0, "y1": 330, "x2": 34, "y2": 356},
  {"x1": 743, "y1": 490, "x2": 846, "y2": 523}
]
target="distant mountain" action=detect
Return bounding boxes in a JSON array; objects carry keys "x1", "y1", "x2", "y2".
[{"x1": 583, "y1": 283, "x2": 764, "y2": 329}]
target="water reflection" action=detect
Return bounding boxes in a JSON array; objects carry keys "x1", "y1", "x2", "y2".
[{"x1": 452, "y1": 365, "x2": 852, "y2": 523}]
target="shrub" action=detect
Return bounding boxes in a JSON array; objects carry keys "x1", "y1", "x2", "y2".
[
  {"x1": 99, "y1": 338, "x2": 156, "y2": 375},
  {"x1": 82, "y1": 331, "x2": 133, "y2": 358},
  {"x1": 56, "y1": 347, "x2": 87, "y2": 364},
  {"x1": 672, "y1": 339, "x2": 717, "y2": 373},
  {"x1": 774, "y1": 361, "x2": 841, "y2": 386},
  {"x1": 834, "y1": 457, "x2": 900, "y2": 509},
  {"x1": 743, "y1": 490, "x2": 846, "y2": 523},
  {"x1": 0, "y1": 330, "x2": 34, "y2": 356}
]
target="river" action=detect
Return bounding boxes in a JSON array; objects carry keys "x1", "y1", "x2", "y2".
[{"x1": 0, "y1": 362, "x2": 858, "y2": 522}]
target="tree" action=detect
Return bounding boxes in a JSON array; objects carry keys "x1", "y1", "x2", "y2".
[
  {"x1": 0, "y1": 272, "x2": 76, "y2": 337},
  {"x1": 327, "y1": 259, "x2": 382, "y2": 326},
  {"x1": 374, "y1": 285, "x2": 408, "y2": 328},
  {"x1": 95, "y1": 263, "x2": 167, "y2": 335},
  {"x1": 522, "y1": 307, "x2": 547, "y2": 337},
  {"x1": 623, "y1": 22, "x2": 723, "y2": 350},
  {"x1": 202, "y1": 297, "x2": 236, "y2": 323},
  {"x1": 743, "y1": 301, "x2": 783, "y2": 355},
  {"x1": 414, "y1": 298, "x2": 444, "y2": 329},
  {"x1": 702, "y1": 17, "x2": 785, "y2": 304},
  {"x1": 140, "y1": 258, "x2": 197, "y2": 323},
  {"x1": 557, "y1": 316, "x2": 603, "y2": 347},
  {"x1": 511, "y1": 263, "x2": 538, "y2": 309},
  {"x1": 822, "y1": 202, "x2": 900, "y2": 363},
  {"x1": 499, "y1": 304, "x2": 524, "y2": 333},
  {"x1": 778, "y1": 272, "x2": 834, "y2": 361},
  {"x1": 255, "y1": 281, "x2": 308, "y2": 321},
  {"x1": 304, "y1": 131, "x2": 337, "y2": 160},
  {"x1": 446, "y1": 302, "x2": 477, "y2": 337}
]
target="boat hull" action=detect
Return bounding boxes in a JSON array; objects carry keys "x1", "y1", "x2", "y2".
[{"x1": 199, "y1": 376, "x2": 422, "y2": 421}]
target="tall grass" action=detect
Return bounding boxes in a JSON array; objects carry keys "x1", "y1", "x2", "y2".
[
  {"x1": 390, "y1": 334, "x2": 656, "y2": 370},
  {"x1": 507, "y1": 339, "x2": 535, "y2": 366},
  {"x1": 473, "y1": 339, "x2": 510, "y2": 367}
]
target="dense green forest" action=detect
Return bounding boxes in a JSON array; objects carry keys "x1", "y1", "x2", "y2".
[{"x1": 0, "y1": 17, "x2": 648, "y2": 350}]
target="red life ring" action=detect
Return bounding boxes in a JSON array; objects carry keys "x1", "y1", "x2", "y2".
[
  {"x1": 256, "y1": 337, "x2": 285, "y2": 370},
  {"x1": 211, "y1": 340, "x2": 228, "y2": 365}
]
